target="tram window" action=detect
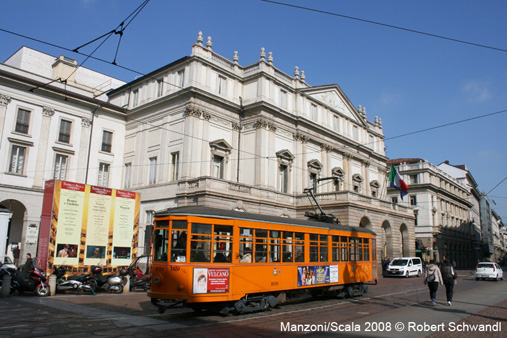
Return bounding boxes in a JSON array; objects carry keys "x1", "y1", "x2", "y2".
[
  {"x1": 341, "y1": 236, "x2": 348, "y2": 261},
  {"x1": 239, "y1": 228, "x2": 253, "y2": 263},
  {"x1": 190, "y1": 223, "x2": 211, "y2": 262},
  {"x1": 332, "y1": 236, "x2": 340, "y2": 262},
  {"x1": 371, "y1": 238, "x2": 376, "y2": 262},
  {"x1": 154, "y1": 229, "x2": 169, "y2": 261},
  {"x1": 213, "y1": 242, "x2": 231, "y2": 263},
  {"x1": 349, "y1": 238, "x2": 357, "y2": 261},
  {"x1": 364, "y1": 238, "x2": 370, "y2": 261},
  {"x1": 172, "y1": 220, "x2": 187, "y2": 229},
  {"x1": 170, "y1": 230, "x2": 187, "y2": 262},
  {"x1": 295, "y1": 232, "x2": 305, "y2": 262},
  {"x1": 255, "y1": 230, "x2": 268, "y2": 262},
  {"x1": 156, "y1": 220, "x2": 169, "y2": 228},
  {"x1": 320, "y1": 235, "x2": 328, "y2": 262},
  {"x1": 310, "y1": 234, "x2": 318, "y2": 262},
  {"x1": 282, "y1": 232, "x2": 293, "y2": 263},
  {"x1": 239, "y1": 243, "x2": 253, "y2": 263},
  {"x1": 357, "y1": 238, "x2": 363, "y2": 261},
  {"x1": 214, "y1": 224, "x2": 233, "y2": 240},
  {"x1": 270, "y1": 231, "x2": 281, "y2": 263},
  {"x1": 214, "y1": 224, "x2": 232, "y2": 263}
]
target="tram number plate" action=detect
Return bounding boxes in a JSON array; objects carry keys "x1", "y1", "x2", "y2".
[
  {"x1": 169, "y1": 265, "x2": 180, "y2": 271},
  {"x1": 271, "y1": 281, "x2": 279, "y2": 286}
]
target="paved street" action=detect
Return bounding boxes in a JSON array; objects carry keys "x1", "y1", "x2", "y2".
[{"x1": 0, "y1": 269, "x2": 505, "y2": 337}]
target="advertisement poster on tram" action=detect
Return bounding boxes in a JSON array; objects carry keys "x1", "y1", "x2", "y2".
[
  {"x1": 297, "y1": 265, "x2": 339, "y2": 286},
  {"x1": 193, "y1": 268, "x2": 230, "y2": 294},
  {"x1": 37, "y1": 180, "x2": 140, "y2": 273}
]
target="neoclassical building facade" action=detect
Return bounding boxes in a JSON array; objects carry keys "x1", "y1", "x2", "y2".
[
  {"x1": 0, "y1": 47, "x2": 126, "y2": 261},
  {"x1": 387, "y1": 158, "x2": 475, "y2": 267},
  {"x1": 108, "y1": 32, "x2": 414, "y2": 259}
]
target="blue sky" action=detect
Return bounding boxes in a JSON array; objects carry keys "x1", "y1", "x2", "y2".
[{"x1": 1, "y1": 0, "x2": 506, "y2": 221}]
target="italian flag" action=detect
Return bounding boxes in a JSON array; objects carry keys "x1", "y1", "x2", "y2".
[{"x1": 389, "y1": 164, "x2": 409, "y2": 199}]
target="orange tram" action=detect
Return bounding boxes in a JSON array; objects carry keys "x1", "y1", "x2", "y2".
[{"x1": 148, "y1": 206, "x2": 378, "y2": 315}]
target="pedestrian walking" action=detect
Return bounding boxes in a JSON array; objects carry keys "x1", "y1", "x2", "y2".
[
  {"x1": 424, "y1": 259, "x2": 443, "y2": 306},
  {"x1": 440, "y1": 259, "x2": 457, "y2": 306}
]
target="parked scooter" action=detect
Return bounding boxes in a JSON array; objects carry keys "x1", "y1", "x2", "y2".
[
  {"x1": 53, "y1": 266, "x2": 95, "y2": 294},
  {"x1": 11, "y1": 263, "x2": 50, "y2": 297},
  {"x1": 90, "y1": 266, "x2": 127, "y2": 293}
]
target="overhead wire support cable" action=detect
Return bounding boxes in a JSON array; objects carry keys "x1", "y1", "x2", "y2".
[{"x1": 260, "y1": 0, "x2": 507, "y2": 53}]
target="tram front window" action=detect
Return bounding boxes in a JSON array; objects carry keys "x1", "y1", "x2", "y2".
[
  {"x1": 154, "y1": 229, "x2": 169, "y2": 262},
  {"x1": 170, "y1": 220, "x2": 188, "y2": 262}
]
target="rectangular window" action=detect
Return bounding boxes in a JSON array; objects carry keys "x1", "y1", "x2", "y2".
[
  {"x1": 177, "y1": 70, "x2": 185, "y2": 88},
  {"x1": 101, "y1": 130, "x2": 113, "y2": 153},
  {"x1": 15, "y1": 108, "x2": 31, "y2": 134},
  {"x1": 410, "y1": 174, "x2": 418, "y2": 184},
  {"x1": 212, "y1": 155, "x2": 224, "y2": 179},
  {"x1": 353, "y1": 125, "x2": 359, "y2": 141},
  {"x1": 154, "y1": 228, "x2": 169, "y2": 262},
  {"x1": 124, "y1": 163, "x2": 131, "y2": 189},
  {"x1": 340, "y1": 237, "x2": 349, "y2": 261},
  {"x1": 157, "y1": 79, "x2": 164, "y2": 97},
  {"x1": 410, "y1": 195, "x2": 417, "y2": 206},
  {"x1": 97, "y1": 162, "x2": 110, "y2": 187},
  {"x1": 239, "y1": 228, "x2": 253, "y2": 263},
  {"x1": 9, "y1": 145, "x2": 26, "y2": 174},
  {"x1": 132, "y1": 89, "x2": 139, "y2": 107},
  {"x1": 190, "y1": 223, "x2": 212, "y2": 263},
  {"x1": 333, "y1": 115, "x2": 340, "y2": 132},
  {"x1": 280, "y1": 89, "x2": 287, "y2": 109},
  {"x1": 218, "y1": 75, "x2": 227, "y2": 95},
  {"x1": 310, "y1": 173, "x2": 317, "y2": 192},
  {"x1": 279, "y1": 164, "x2": 288, "y2": 193},
  {"x1": 170, "y1": 220, "x2": 187, "y2": 262},
  {"x1": 171, "y1": 152, "x2": 179, "y2": 181},
  {"x1": 255, "y1": 229, "x2": 268, "y2": 263},
  {"x1": 58, "y1": 119, "x2": 72, "y2": 143},
  {"x1": 332, "y1": 236, "x2": 340, "y2": 261},
  {"x1": 54, "y1": 154, "x2": 68, "y2": 180},
  {"x1": 213, "y1": 225, "x2": 233, "y2": 263},
  {"x1": 311, "y1": 104, "x2": 317, "y2": 121},
  {"x1": 149, "y1": 157, "x2": 157, "y2": 185},
  {"x1": 295, "y1": 232, "x2": 305, "y2": 262}
]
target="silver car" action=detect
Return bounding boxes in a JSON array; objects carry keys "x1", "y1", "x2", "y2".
[{"x1": 475, "y1": 262, "x2": 504, "y2": 281}]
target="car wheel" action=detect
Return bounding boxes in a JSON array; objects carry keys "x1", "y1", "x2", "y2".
[
  {"x1": 405, "y1": 271, "x2": 410, "y2": 278},
  {"x1": 475, "y1": 277, "x2": 480, "y2": 281},
  {"x1": 417, "y1": 270, "x2": 421, "y2": 277}
]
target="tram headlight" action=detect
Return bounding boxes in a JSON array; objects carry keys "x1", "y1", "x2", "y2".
[{"x1": 153, "y1": 275, "x2": 160, "y2": 284}]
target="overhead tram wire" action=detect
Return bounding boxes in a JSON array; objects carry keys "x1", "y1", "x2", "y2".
[
  {"x1": 260, "y1": 0, "x2": 507, "y2": 54},
  {"x1": 486, "y1": 176, "x2": 507, "y2": 195}
]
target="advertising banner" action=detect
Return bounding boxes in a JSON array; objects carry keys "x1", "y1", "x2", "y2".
[
  {"x1": 297, "y1": 265, "x2": 339, "y2": 287},
  {"x1": 193, "y1": 268, "x2": 230, "y2": 294},
  {"x1": 38, "y1": 180, "x2": 140, "y2": 273}
]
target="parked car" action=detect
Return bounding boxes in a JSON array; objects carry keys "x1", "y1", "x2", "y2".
[
  {"x1": 2, "y1": 256, "x2": 17, "y2": 270},
  {"x1": 475, "y1": 262, "x2": 504, "y2": 281},
  {"x1": 386, "y1": 257, "x2": 423, "y2": 278}
]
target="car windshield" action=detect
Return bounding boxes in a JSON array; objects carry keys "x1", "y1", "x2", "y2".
[
  {"x1": 477, "y1": 263, "x2": 494, "y2": 269},
  {"x1": 4, "y1": 257, "x2": 14, "y2": 264},
  {"x1": 391, "y1": 259, "x2": 408, "y2": 266}
]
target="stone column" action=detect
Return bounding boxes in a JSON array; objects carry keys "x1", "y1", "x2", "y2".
[
  {"x1": 76, "y1": 117, "x2": 92, "y2": 183},
  {"x1": 0, "y1": 94, "x2": 12, "y2": 150},
  {"x1": 33, "y1": 107, "x2": 54, "y2": 188}
]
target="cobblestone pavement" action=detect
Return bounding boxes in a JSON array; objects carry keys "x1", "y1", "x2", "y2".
[{"x1": 0, "y1": 269, "x2": 505, "y2": 337}]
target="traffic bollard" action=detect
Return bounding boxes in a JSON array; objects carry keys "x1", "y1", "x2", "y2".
[{"x1": 49, "y1": 274, "x2": 56, "y2": 296}]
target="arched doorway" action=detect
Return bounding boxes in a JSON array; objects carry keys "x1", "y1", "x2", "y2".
[
  {"x1": 0, "y1": 199, "x2": 26, "y2": 263},
  {"x1": 381, "y1": 221, "x2": 393, "y2": 259},
  {"x1": 400, "y1": 224, "x2": 410, "y2": 256}
]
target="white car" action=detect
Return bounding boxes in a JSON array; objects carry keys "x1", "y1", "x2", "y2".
[{"x1": 475, "y1": 262, "x2": 504, "y2": 281}]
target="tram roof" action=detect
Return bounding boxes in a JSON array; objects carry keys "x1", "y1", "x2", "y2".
[{"x1": 155, "y1": 206, "x2": 376, "y2": 235}]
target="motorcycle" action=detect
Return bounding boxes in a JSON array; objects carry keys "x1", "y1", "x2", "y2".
[
  {"x1": 90, "y1": 266, "x2": 127, "y2": 293},
  {"x1": 129, "y1": 267, "x2": 151, "y2": 291},
  {"x1": 11, "y1": 263, "x2": 50, "y2": 297},
  {"x1": 53, "y1": 266, "x2": 95, "y2": 294},
  {"x1": 127, "y1": 255, "x2": 151, "y2": 292}
]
